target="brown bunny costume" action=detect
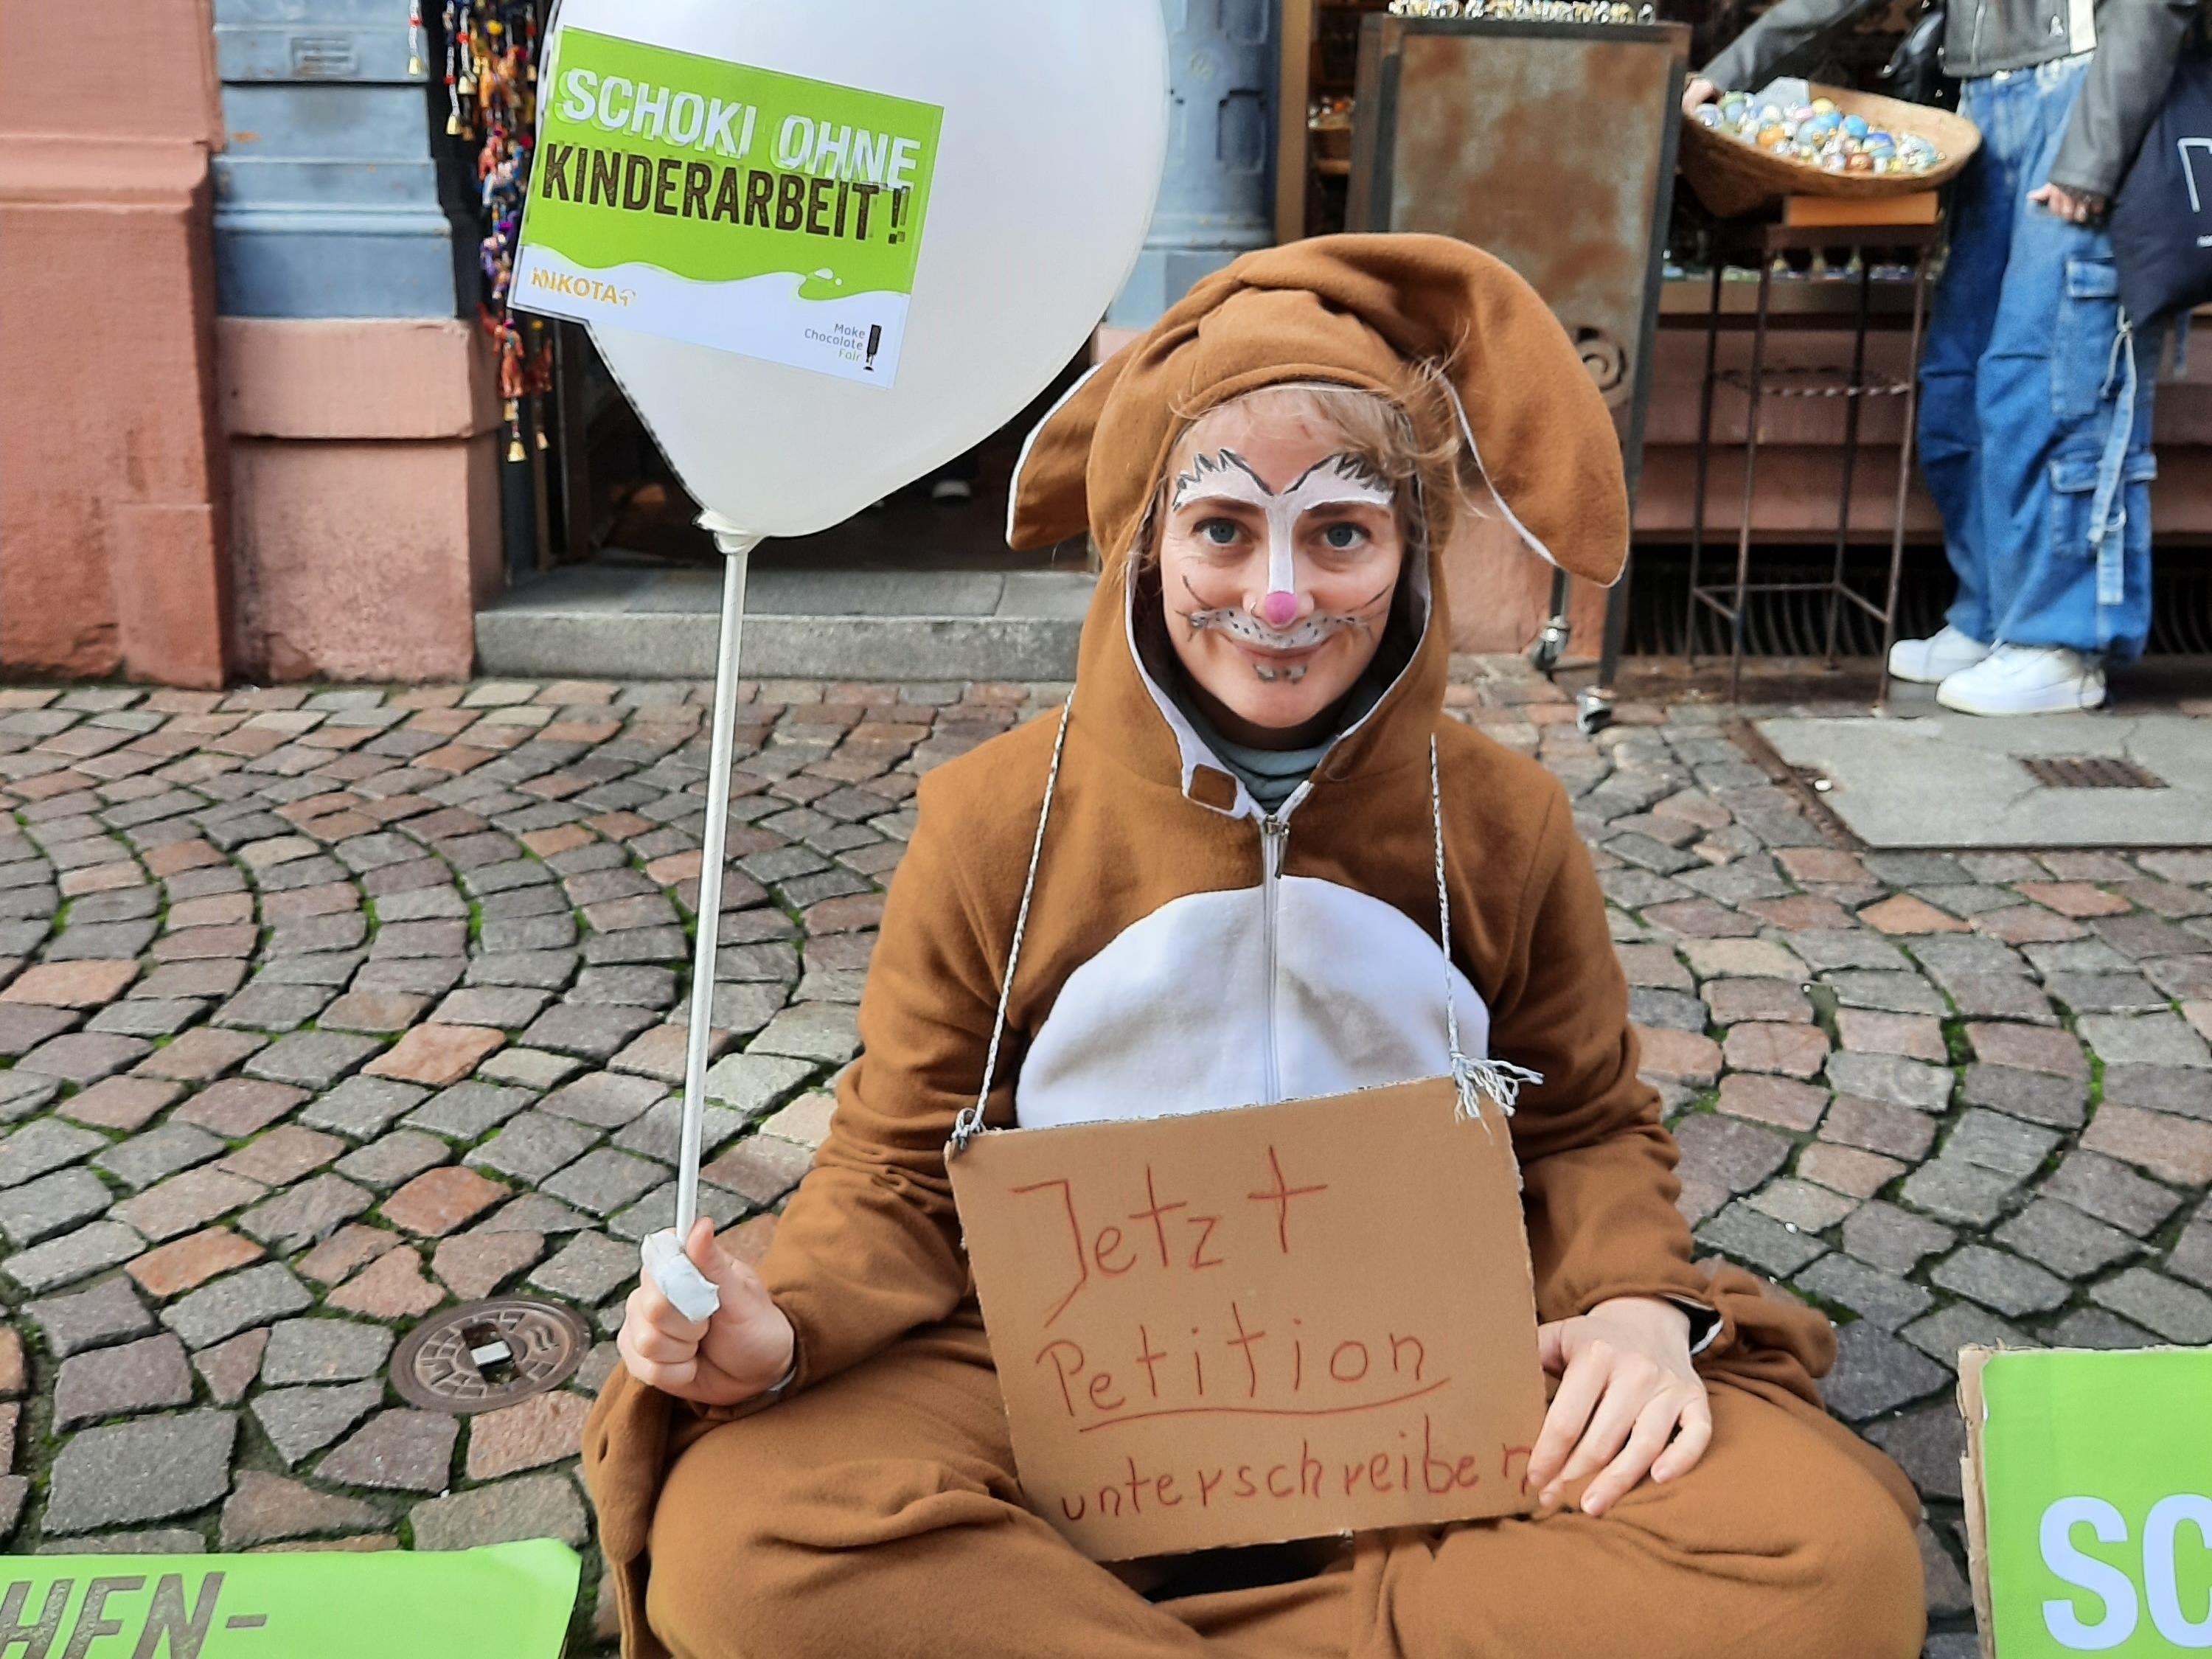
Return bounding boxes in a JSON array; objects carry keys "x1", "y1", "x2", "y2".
[{"x1": 583, "y1": 234, "x2": 1922, "y2": 1659}]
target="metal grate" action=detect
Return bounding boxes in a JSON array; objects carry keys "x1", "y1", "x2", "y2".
[
  {"x1": 2019, "y1": 757, "x2": 2166, "y2": 789},
  {"x1": 390, "y1": 1296, "x2": 591, "y2": 1413}
]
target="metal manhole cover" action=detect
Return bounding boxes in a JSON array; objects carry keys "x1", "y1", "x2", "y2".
[
  {"x1": 390, "y1": 1296, "x2": 592, "y2": 1413},
  {"x1": 2020, "y1": 756, "x2": 2166, "y2": 790}
]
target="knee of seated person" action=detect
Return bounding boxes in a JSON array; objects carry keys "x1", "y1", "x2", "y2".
[{"x1": 1791, "y1": 1460, "x2": 1925, "y2": 1658}]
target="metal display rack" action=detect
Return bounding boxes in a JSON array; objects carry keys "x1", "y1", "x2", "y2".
[{"x1": 1686, "y1": 219, "x2": 1938, "y2": 702}]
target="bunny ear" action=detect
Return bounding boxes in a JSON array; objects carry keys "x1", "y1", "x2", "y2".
[
  {"x1": 1232, "y1": 234, "x2": 1631, "y2": 586},
  {"x1": 1005, "y1": 354, "x2": 1131, "y2": 552}
]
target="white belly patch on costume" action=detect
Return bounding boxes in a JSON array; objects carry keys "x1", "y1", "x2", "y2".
[{"x1": 1014, "y1": 875, "x2": 1492, "y2": 1129}]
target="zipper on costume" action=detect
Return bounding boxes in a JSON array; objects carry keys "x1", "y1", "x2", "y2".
[{"x1": 1260, "y1": 813, "x2": 1287, "y2": 1106}]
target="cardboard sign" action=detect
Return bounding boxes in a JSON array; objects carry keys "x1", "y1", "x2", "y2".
[
  {"x1": 0, "y1": 1540, "x2": 578, "y2": 1658},
  {"x1": 1960, "y1": 1345, "x2": 2212, "y2": 1657},
  {"x1": 513, "y1": 27, "x2": 942, "y2": 385},
  {"x1": 949, "y1": 1077, "x2": 1548, "y2": 1559}
]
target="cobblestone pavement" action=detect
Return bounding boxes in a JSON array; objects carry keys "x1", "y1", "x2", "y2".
[{"x1": 1, "y1": 665, "x2": 2207, "y2": 1655}]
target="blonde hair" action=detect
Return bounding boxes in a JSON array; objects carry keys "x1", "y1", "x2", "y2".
[{"x1": 1124, "y1": 369, "x2": 1467, "y2": 579}]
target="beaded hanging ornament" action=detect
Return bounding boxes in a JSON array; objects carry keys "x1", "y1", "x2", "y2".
[{"x1": 443, "y1": 0, "x2": 552, "y2": 461}]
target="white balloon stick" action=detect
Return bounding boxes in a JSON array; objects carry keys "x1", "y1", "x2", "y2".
[{"x1": 643, "y1": 521, "x2": 758, "y2": 1321}]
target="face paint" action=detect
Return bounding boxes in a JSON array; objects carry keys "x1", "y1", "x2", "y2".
[{"x1": 1169, "y1": 449, "x2": 1397, "y2": 681}]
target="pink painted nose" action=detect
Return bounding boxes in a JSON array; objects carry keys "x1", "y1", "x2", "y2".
[{"x1": 1258, "y1": 591, "x2": 1299, "y2": 628}]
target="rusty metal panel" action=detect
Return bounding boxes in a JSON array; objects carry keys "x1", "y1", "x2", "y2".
[{"x1": 1347, "y1": 17, "x2": 1686, "y2": 443}]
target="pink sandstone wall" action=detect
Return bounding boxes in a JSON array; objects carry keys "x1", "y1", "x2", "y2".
[
  {"x1": 0, "y1": 0, "x2": 232, "y2": 686},
  {"x1": 219, "y1": 319, "x2": 505, "y2": 684}
]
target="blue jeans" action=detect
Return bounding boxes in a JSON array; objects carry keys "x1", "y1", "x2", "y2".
[{"x1": 1917, "y1": 55, "x2": 2159, "y2": 664}]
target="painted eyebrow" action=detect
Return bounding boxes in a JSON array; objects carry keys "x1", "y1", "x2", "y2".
[{"x1": 1171, "y1": 448, "x2": 1388, "y2": 507}]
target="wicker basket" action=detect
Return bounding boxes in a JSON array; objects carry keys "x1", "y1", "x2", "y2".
[{"x1": 1680, "y1": 83, "x2": 1980, "y2": 218}]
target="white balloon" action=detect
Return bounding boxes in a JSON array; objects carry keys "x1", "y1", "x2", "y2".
[{"x1": 546, "y1": 0, "x2": 1169, "y2": 540}]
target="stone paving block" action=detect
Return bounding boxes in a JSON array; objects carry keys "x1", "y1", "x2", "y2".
[
  {"x1": 2079, "y1": 1012, "x2": 2211, "y2": 1070},
  {"x1": 1898, "y1": 1155, "x2": 2020, "y2": 1227},
  {"x1": 2081, "y1": 1105, "x2": 2212, "y2": 1186},
  {"x1": 1820, "y1": 970, "x2": 1947, "y2": 1016},
  {"x1": 90, "y1": 1124, "x2": 222, "y2": 1203},
  {"x1": 1822, "y1": 1096, "x2": 1938, "y2": 1161},
  {"x1": 431, "y1": 1231, "x2": 546, "y2": 1300},
  {"x1": 526, "y1": 1231, "x2": 637, "y2": 1303},
  {"x1": 262, "y1": 1318, "x2": 396, "y2": 1386},
  {"x1": 318, "y1": 1409, "x2": 459, "y2": 1492},
  {"x1": 135, "y1": 1024, "x2": 265, "y2": 1082},
  {"x1": 254, "y1": 1381, "x2": 386, "y2": 1467},
  {"x1": 699, "y1": 1133, "x2": 814, "y2": 1206},
  {"x1": 0, "y1": 1071, "x2": 63, "y2": 1125},
  {"x1": 218, "y1": 1124, "x2": 346, "y2": 1188},
  {"x1": 214, "y1": 981, "x2": 336, "y2": 1032},
  {"x1": 3, "y1": 1219, "x2": 147, "y2": 1295},
  {"x1": 246, "y1": 1029, "x2": 383, "y2": 1091},
  {"x1": 2089, "y1": 1267, "x2": 2212, "y2": 1344},
  {"x1": 748, "y1": 1002, "x2": 860, "y2": 1066},
  {"x1": 175, "y1": 1077, "x2": 308, "y2": 1138},
  {"x1": 611, "y1": 1096, "x2": 742, "y2": 1165},
  {"x1": 2042, "y1": 1150, "x2": 2185, "y2": 1237},
  {"x1": 463, "y1": 1391, "x2": 591, "y2": 1481},
  {"x1": 1930, "y1": 1244, "x2": 2070, "y2": 1316},
  {"x1": 44, "y1": 1410, "x2": 236, "y2": 1532},
  {"x1": 403, "y1": 1082, "x2": 536, "y2": 1141},
  {"x1": 1702, "y1": 978, "x2": 1812, "y2": 1025},
  {"x1": 52, "y1": 1332, "x2": 193, "y2": 1429},
  {"x1": 1992, "y1": 1199, "x2": 2140, "y2": 1279},
  {"x1": 1694, "y1": 1201, "x2": 1827, "y2": 1278},
  {"x1": 0, "y1": 1006, "x2": 80, "y2": 1060},
  {"x1": 2048, "y1": 1307, "x2": 2160, "y2": 1349},
  {"x1": 0, "y1": 958, "x2": 139, "y2": 1007},
  {"x1": 466, "y1": 1112, "x2": 599, "y2": 1183},
  {"x1": 519, "y1": 1002, "x2": 658, "y2": 1062},
  {"x1": 2171, "y1": 1220, "x2": 2212, "y2": 1292},
  {"x1": 539, "y1": 1070, "x2": 664, "y2": 1130},
  {"x1": 2101, "y1": 1064, "x2": 2212, "y2": 1120},
  {"x1": 409, "y1": 1470, "x2": 588, "y2": 1551},
  {"x1": 0, "y1": 1166, "x2": 114, "y2": 1247},
  {"x1": 1823, "y1": 1321, "x2": 1950, "y2": 1420},
  {"x1": 238, "y1": 1175, "x2": 375, "y2": 1253},
  {"x1": 434, "y1": 986, "x2": 553, "y2": 1028},
  {"x1": 161, "y1": 1262, "x2": 314, "y2": 1349},
  {"x1": 1823, "y1": 1052, "x2": 1952, "y2": 1113},
  {"x1": 1720, "y1": 1022, "x2": 1829, "y2": 1078},
  {"x1": 0, "y1": 1117, "x2": 108, "y2": 1188},
  {"x1": 113, "y1": 1164, "x2": 267, "y2": 1242},
  {"x1": 26, "y1": 1275, "x2": 156, "y2": 1357},
  {"x1": 1943, "y1": 1109, "x2": 2062, "y2": 1178},
  {"x1": 1672, "y1": 1114, "x2": 1790, "y2": 1196},
  {"x1": 1793, "y1": 1252, "x2": 1933, "y2": 1331},
  {"x1": 543, "y1": 1147, "x2": 665, "y2": 1217},
  {"x1": 220, "y1": 1472, "x2": 383, "y2": 1551},
  {"x1": 1901, "y1": 1303, "x2": 2033, "y2": 1369},
  {"x1": 608, "y1": 1180, "x2": 745, "y2": 1244},
  {"x1": 364, "y1": 1022, "x2": 507, "y2": 1086},
  {"x1": 319, "y1": 991, "x2": 432, "y2": 1034},
  {"x1": 300, "y1": 1075, "x2": 428, "y2": 1139},
  {"x1": 127, "y1": 1228, "x2": 265, "y2": 1300},
  {"x1": 1960, "y1": 1064, "x2": 2087, "y2": 1130},
  {"x1": 327, "y1": 1245, "x2": 445, "y2": 1318},
  {"x1": 383, "y1": 1166, "x2": 510, "y2": 1237},
  {"x1": 334, "y1": 1130, "x2": 452, "y2": 1192},
  {"x1": 296, "y1": 1223, "x2": 402, "y2": 1287}
]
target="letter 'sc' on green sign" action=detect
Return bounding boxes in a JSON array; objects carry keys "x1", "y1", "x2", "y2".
[
  {"x1": 1975, "y1": 1347, "x2": 2212, "y2": 1656},
  {"x1": 0, "y1": 1540, "x2": 579, "y2": 1658}
]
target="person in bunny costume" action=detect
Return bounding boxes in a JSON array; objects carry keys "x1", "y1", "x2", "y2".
[{"x1": 585, "y1": 234, "x2": 1924, "y2": 1659}]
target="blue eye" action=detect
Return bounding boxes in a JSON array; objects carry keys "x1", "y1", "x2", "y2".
[
  {"x1": 1197, "y1": 518, "x2": 1241, "y2": 546},
  {"x1": 1320, "y1": 522, "x2": 1364, "y2": 549}
]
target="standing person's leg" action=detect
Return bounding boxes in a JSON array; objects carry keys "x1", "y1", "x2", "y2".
[
  {"x1": 1941, "y1": 55, "x2": 2157, "y2": 713},
  {"x1": 1898, "y1": 72, "x2": 2014, "y2": 681},
  {"x1": 1312, "y1": 1379, "x2": 1924, "y2": 1659}
]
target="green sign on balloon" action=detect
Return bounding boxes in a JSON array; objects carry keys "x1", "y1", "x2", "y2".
[
  {"x1": 0, "y1": 1540, "x2": 579, "y2": 1658},
  {"x1": 1964, "y1": 1346, "x2": 2212, "y2": 1657},
  {"x1": 512, "y1": 26, "x2": 943, "y2": 387}
]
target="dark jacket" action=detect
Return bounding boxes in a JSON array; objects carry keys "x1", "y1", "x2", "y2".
[{"x1": 1702, "y1": 0, "x2": 2199, "y2": 198}]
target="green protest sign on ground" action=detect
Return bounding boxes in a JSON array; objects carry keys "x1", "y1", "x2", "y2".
[
  {"x1": 1963, "y1": 1346, "x2": 2212, "y2": 1657},
  {"x1": 0, "y1": 1539, "x2": 579, "y2": 1658},
  {"x1": 512, "y1": 26, "x2": 942, "y2": 386}
]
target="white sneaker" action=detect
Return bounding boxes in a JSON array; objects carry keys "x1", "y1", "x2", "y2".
[
  {"x1": 1888, "y1": 625, "x2": 1991, "y2": 684},
  {"x1": 1935, "y1": 644, "x2": 2106, "y2": 715}
]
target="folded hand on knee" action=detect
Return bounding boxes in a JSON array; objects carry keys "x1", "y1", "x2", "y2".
[{"x1": 1523, "y1": 1296, "x2": 1713, "y2": 1519}]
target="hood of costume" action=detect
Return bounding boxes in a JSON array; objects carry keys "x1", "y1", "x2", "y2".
[{"x1": 582, "y1": 236, "x2": 1894, "y2": 1659}]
